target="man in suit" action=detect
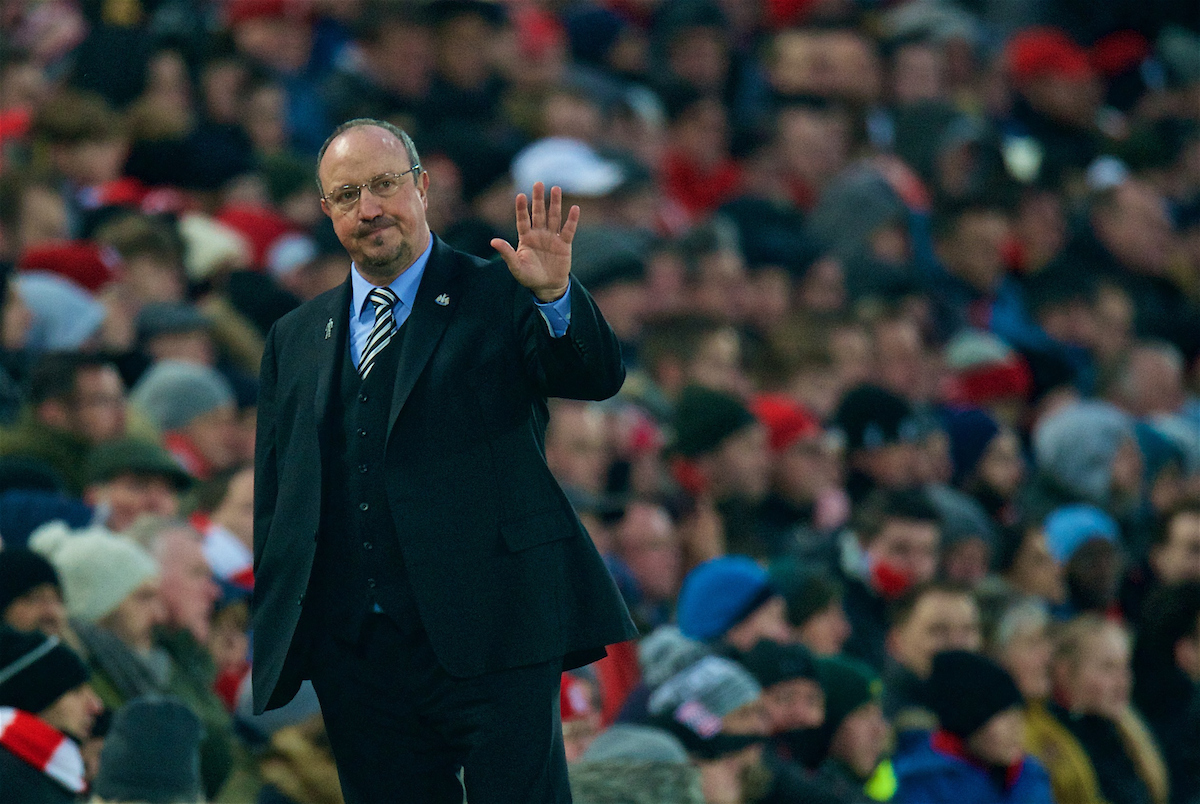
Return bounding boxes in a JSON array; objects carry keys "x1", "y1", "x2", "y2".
[{"x1": 252, "y1": 118, "x2": 637, "y2": 803}]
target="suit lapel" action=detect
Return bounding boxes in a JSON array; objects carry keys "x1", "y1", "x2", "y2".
[
  {"x1": 313, "y1": 277, "x2": 353, "y2": 434},
  {"x1": 387, "y1": 238, "x2": 463, "y2": 442}
]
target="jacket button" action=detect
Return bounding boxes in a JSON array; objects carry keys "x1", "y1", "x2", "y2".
[
  {"x1": 358, "y1": 392, "x2": 368, "y2": 403},
  {"x1": 363, "y1": 541, "x2": 373, "y2": 550},
  {"x1": 357, "y1": 428, "x2": 367, "y2": 437},
  {"x1": 367, "y1": 578, "x2": 376, "y2": 588},
  {"x1": 359, "y1": 502, "x2": 369, "y2": 511},
  {"x1": 297, "y1": 594, "x2": 305, "y2": 605},
  {"x1": 359, "y1": 464, "x2": 369, "y2": 474}
]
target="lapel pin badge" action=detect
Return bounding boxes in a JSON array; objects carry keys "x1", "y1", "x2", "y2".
[
  {"x1": 325, "y1": 318, "x2": 333, "y2": 339},
  {"x1": 435, "y1": 294, "x2": 450, "y2": 306}
]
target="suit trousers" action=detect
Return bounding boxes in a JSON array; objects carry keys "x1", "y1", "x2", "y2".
[{"x1": 307, "y1": 612, "x2": 571, "y2": 803}]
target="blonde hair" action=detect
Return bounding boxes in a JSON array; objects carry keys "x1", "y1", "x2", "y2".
[{"x1": 1051, "y1": 614, "x2": 1169, "y2": 804}]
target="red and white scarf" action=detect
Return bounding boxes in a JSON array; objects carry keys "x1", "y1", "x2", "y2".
[{"x1": 0, "y1": 707, "x2": 87, "y2": 794}]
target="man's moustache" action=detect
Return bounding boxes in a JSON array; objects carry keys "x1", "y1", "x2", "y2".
[{"x1": 358, "y1": 218, "x2": 397, "y2": 235}]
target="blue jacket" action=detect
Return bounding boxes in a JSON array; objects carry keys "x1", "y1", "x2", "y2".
[{"x1": 895, "y1": 732, "x2": 1054, "y2": 804}]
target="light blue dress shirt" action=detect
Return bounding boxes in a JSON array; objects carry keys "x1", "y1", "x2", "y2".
[{"x1": 348, "y1": 238, "x2": 573, "y2": 369}]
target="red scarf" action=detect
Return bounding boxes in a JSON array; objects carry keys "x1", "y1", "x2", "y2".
[
  {"x1": 0, "y1": 708, "x2": 87, "y2": 794},
  {"x1": 930, "y1": 728, "x2": 1024, "y2": 791}
]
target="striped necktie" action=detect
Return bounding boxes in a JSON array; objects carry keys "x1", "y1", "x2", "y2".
[{"x1": 359, "y1": 287, "x2": 400, "y2": 379}]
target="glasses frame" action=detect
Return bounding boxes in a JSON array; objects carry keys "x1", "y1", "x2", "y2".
[{"x1": 321, "y1": 166, "x2": 422, "y2": 211}]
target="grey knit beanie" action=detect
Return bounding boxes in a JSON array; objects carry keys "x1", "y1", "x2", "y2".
[
  {"x1": 648, "y1": 655, "x2": 762, "y2": 719},
  {"x1": 130, "y1": 360, "x2": 236, "y2": 432},
  {"x1": 638, "y1": 626, "x2": 712, "y2": 691}
]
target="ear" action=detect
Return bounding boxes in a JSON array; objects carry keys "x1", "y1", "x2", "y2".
[
  {"x1": 418, "y1": 169, "x2": 430, "y2": 207},
  {"x1": 320, "y1": 197, "x2": 333, "y2": 219}
]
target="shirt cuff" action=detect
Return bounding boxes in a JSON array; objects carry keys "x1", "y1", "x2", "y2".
[{"x1": 534, "y1": 281, "x2": 572, "y2": 338}]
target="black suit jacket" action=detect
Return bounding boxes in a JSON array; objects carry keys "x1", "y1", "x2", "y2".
[{"x1": 252, "y1": 237, "x2": 637, "y2": 713}]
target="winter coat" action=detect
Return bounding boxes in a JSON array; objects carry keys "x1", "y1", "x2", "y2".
[
  {"x1": 1048, "y1": 703, "x2": 1169, "y2": 804},
  {"x1": 0, "y1": 743, "x2": 80, "y2": 804},
  {"x1": 895, "y1": 732, "x2": 1054, "y2": 804},
  {"x1": 1024, "y1": 701, "x2": 1107, "y2": 804}
]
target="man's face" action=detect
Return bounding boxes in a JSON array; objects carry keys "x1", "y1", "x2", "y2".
[
  {"x1": 157, "y1": 530, "x2": 220, "y2": 643},
  {"x1": 967, "y1": 708, "x2": 1025, "y2": 767},
  {"x1": 1151, "y1": 512, "x2": 1200, "y2": 585},
  {"x1": 319, "y1": 125, "x2": 431, "y2": 284},
  {"x1": 39, "y1": 683, "x2": 102, "y2": 741},
  {"x1": 794, "y1": 600, "x2": 851, "y2": 656},
  {"x1": 829, "y1": 702, "x2": 889, "y2": 780},
  {"x1": 616, "y1": 503, "x2": 681, "y2": 602},
  {"x1": 938, "y1": 210, "x2": 1009, "y2": 293},
  {"x1": 100, "y1": 579, "x2": 164, "y2": 652},
  {"x1": 725, "y1": 596, "x2": 791, "y2": 653},
  {"x1": 184, "y1": 405, "x2": 241, "y2": 473},
  {"x1": 868, "y1": 518, "x2": 940, "y2": 587},
  {"x1": 544, "y1": 403, "x2": 609, "y2": 495},
  {"x1": 762, "y1": 677, "x2": 825, "y2": 734},
  {"x1": 1008, "y1": 530, "x2": 1066, "y2": 604},
  {"x1": 1096, "y1": 183, "x2": 1175, "y2": 276},
  {"x1": 212, "y1": 467, "x2": 255, "y2": 549},
  {"x1": 69, "y1": 367, "x2": 127, "y2": 444},
  {"x1": 707, "y1": 424, "x2": 771, "y2": 503},
  {"x1": 86, "y1": 473, "x2": 181, "y2": 533},
  {"x1": 889, "y1": 591, "x2": 981, "y2": 678},
  {"x1": 3, "y1": 582, "x2": 66, "y2": 636}
]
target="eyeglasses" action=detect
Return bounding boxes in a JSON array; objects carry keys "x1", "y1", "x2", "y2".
[{"x1": 322, "y1": 167, "x2": 421, "y2": 211}]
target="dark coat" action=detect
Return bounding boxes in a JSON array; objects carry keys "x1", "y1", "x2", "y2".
[
  {"x1": 0, "y1": 745, "x2": 80, "y2": 803},
  {"x1": 251, "y1": 238, "x2": 637, "y2": 712}
]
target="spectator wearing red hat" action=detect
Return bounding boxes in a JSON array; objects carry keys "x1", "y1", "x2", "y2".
[
  {"x1": 1003, "y1": 26, "x2": 1103, "y2": 179},
  {"x1": 753, "y1": 393, "x2": 847, "y2": 562}
]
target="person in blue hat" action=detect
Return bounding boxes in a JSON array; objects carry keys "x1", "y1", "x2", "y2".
[{"x1": 677, "y1": 555, "x2": 791, "y2": 656}]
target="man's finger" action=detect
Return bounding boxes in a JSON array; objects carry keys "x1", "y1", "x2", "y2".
[
  {"x1": 531, "y1": 182, "x2": 546, "y2": 230},
  {"x1": 560, "y1": 204, "x2": 581, "y2": 245},
  {"x1": 491, "y1": 237, "x2": 518, "y2": 269},
  {"x1": 514, "y1": 192, "x2": 530, "y2": 237},
  {"x1": 548, "y1": 185, "x2": 562, "y2": 233}
]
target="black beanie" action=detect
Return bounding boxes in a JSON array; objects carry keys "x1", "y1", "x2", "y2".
[
  {"x1": 673, "y1": 385, "x2": 758, "y2": 458},
  {"x1": 927, "y1": 650, "x2": 1024, "y2": 739},
  {"x1": 739, "y1": 640, "x2": 817, "y2": 689},
  {"x1": 831, "y1": 384, "x2": 919, "y2": 453},
  {"x1": 0, "y1": 549, "x2": 61, "y2": 615},
  {"x1": 0, "y1": 626, "x2": 89, "y2": 714}
]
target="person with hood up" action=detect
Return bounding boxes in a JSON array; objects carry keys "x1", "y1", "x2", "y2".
[
  {"x1": 809, "y1": 654, "x2": 893, "y2": 804},
  {"x1": 895, "y1": 650, "x2": 1053, "y2": 804},
  {"x1": 1025, "y1": 400, "x2": 1144, "y2": 532}
]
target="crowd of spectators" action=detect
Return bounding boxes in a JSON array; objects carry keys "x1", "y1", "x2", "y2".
[{"x1": 0, "y1": 0, "x2": 1199, "y2": 802}]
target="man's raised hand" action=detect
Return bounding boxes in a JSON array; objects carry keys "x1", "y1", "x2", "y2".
[{"x1": 491, "y1": 182, "x2": 579, "y2": 303}]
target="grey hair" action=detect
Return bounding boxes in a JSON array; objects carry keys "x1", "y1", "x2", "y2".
[
  {"x1": 991, "y1": 598, "x2": 1050, "y2": 653},
  {"x1": 314, "y1": 118, "x2": 422, "y2": 195}
]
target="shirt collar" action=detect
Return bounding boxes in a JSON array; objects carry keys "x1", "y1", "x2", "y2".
[{"x1": 350, "y1": 235, "x2": 434, "y2": 320}]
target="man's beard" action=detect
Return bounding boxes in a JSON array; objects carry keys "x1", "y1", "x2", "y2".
[{"x1": 358, "y1": 239, "x2": 411, "y2": 278}]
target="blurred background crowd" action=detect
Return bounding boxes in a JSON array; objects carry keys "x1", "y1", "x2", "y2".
[{"x1": 0, "y1": 0, "x2": 1198, "y2": 802}]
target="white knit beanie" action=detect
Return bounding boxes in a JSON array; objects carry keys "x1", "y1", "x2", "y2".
[{"x1": 29, "y1": 522, "x2": 160, "y2": 623}]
